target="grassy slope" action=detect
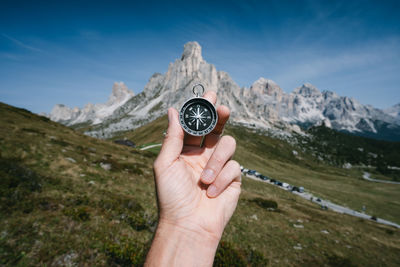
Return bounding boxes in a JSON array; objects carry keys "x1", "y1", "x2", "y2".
[
  {"x1": 1, "y1": 102, "x2": 400, "y2": 266},
  {"x1": 116, "y1": 115, "x2": 400, "y2": 225}
]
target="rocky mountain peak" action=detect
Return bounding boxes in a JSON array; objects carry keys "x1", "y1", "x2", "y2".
[
  {"x1": 181, "y1": 41, "x2": 203, "y2": 61},
  {"x1": 50, "y1": 104, "x2": 78, "y2": 122},
  {"x1": 294, "y1": 83, "x2": 321, "y2": 97},
  {"x1": 250, "y1": 78, "x2": 283, "y2": 98},
  {"x1": 385, "y1": 103, "x2": 400, "y2": 121},
  {"x1": 108, "y1": 82, "x2": 134, "y2": 106}
]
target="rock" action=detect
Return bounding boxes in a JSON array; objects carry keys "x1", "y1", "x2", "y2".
[
  {"x1": 293, "y1": 244, "x2": 302, "y2": 250},
  {"x1": 343, "y1": 163, "x2": 352, "y2": 169},
  {"x1": 100, "y1": 162, "x2": 111, "y2": 171},
  {"x1": 53, "y1": 251, "x2": 78, "y2": 267},
  {"x1": 293, "y1": 224, "x2": 304, "y2": 228},
  {"x1": 88, "y1": 180, "x2": 95, "y2": 186},
  {"x1": 66, "y1": 157, "x2": 76, "y2": 163},
  {"x1": 114, "y1": 139, "x2": 136, "y2": 148},
  {"x1": 250, "y1": 214, "x2": 258, "y2": 220},
  {"x1": 321, "y1": 230, "x2": 329, "y2": 234}
]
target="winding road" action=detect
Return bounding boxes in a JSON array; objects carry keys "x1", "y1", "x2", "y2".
[
  {"x1": 140, "y1": 143, "x2": 162, "y2": 151},
  {"x1": 362, "y1": 172, "x2": 400, "y2": 185},
  {"x1": 245, "y1": 174, "x2": 400, "y2": 229}
]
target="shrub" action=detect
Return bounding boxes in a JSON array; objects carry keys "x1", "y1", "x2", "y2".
[
  {"x1": 0, "y1": 158, "x2": 43, "y2": 213},
  {"x1": 63, "y1": 206, "x2": 90, "y2": 221},
  {"x1": 213, "y1": 241, "x2": 268, "y2": 267},
  {"x1": 214, "y1": 241, "x2": 246, "y2": 267},
  {"x1": 327, "y1": 255, "x2": 355, "y2": 267},
  {"x1": 121, "y1": 213, "x2": 148, "y2": 231},
  {"x1": 249, "y1": 197, "x2": 278, "y2": 210},
  {"x1": 104, "y1": 239, "x2": 149, "y2": 266}
]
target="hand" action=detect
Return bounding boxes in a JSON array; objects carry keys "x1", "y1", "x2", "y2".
[{"x1": 145, "y1": 91, "x2": 241, "y2": 266}]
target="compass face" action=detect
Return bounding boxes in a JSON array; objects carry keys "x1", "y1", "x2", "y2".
[{"x1": 179, "y1": 97, "x2": 218, "y2": 136}]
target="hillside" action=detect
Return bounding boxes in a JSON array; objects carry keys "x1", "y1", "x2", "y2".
[
  {"x1": 115, "y1": 115, "x2": 400, "y2": 224},
  {"x1": 1, "y1": 102, "x2": 400, "y2": 266}
]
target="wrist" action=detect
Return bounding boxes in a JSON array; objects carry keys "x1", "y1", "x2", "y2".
[{"x1": 145, "y1": 219, "x2": 220, "y2": 266}]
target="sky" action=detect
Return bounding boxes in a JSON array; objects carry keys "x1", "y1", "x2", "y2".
[{"x1": 0, "y1": 0, "x2": 399, "y2": 113}]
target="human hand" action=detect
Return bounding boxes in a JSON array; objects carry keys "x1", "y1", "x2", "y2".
[{"x1": 146, "y1": 91, "x2": 241, "y2": 266}]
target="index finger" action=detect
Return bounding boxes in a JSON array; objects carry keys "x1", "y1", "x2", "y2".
[{"x1": 203, "y1": 105, "x2": 230, "y2": 148}]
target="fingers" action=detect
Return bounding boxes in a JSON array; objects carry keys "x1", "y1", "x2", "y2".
[
  {"x1": 183, "y1": 91, "x2": 217, "y2": 147},
  {"x1": 200, "y1": 135, "x2": 236, "y2": 184},
  {"x1": 154, "y1": 108, "x2": 184, "y2": 171},
  {"x1": 207, "y1": 160, "x2": 241, "y2": 198},
  {"x1": 203, "y1": 105, "x2": 230, "y2": 148}
]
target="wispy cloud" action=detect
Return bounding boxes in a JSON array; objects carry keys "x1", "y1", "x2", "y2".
[{"x1": 1, "y1": 33, "x2": 44, "y2": 53}]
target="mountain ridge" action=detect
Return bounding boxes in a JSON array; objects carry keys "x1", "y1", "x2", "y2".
[{"x1": 47, "y1": 42, "x2": 400, "y2": 141}]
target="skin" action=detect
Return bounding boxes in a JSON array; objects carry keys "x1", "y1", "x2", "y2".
[{"x1": 145, "y1": 91, "x2": 242, "y2": 267}]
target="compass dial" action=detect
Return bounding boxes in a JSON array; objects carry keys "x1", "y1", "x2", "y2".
[{"x1": 179, "y1": 97, "x2": 218, "y2": 136}]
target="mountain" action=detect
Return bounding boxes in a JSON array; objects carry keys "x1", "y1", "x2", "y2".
[
  {"x1": 48, "y1": 81, "x2": 134, "y2": 126},
  {"x1": 48, "y1": 42, "x2": 400, "y2": 141},
  {"x1": 385, "y1": 103, "x2": 400, "y2": 122}
]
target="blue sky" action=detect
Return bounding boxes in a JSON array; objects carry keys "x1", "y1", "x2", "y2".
[{"x1": 1, "y1": 0, "x2": 399, "y2": 113}]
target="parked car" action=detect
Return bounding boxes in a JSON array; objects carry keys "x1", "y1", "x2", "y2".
[
  {"x1": 292, "y1": 186, "x2": 301, "y2": 192},
  {"x1": 260, "y1": 175, "x2": 268, "y2": 181},
  {"x1": 270, "y1": 179, "x2": 276, "y2": 183},
  {"x1": 276, "y1": 181, "x2": 283, "y2": 186},
  {"x1": 316, "y1": 198, "x2": 322, "y2": 202},
  {"x1": 299, "y1": 187, "x2": 305, "y2": 193},
  {"x1": 248, "y1": 170, "x2": 256, "y2": 175}
]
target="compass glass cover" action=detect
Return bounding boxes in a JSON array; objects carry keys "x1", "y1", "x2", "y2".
[{"x1": 179, "y1": 98, "x2": 217, "y2": 136}]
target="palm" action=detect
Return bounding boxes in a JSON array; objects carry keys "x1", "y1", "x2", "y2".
[{"x1": 156, "y1": 145, "x2": 240, "y2": 236}]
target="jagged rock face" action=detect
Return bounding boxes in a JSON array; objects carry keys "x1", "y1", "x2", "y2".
[
  {"x1": 48, "y1": 82, "x2": 134, "y2": 126},
  {"x1": 49, "y1": 104, "x2": 79, "y2": 122},
  {"x1": 385, "y1": 103, "x2": 400, "y2": 122},
  {"x1": 48, "y1": 41, "x2": 400, "y2": 140},
  {"x1": 84, "y1": 42, "x2": 259, "y2": 138}
]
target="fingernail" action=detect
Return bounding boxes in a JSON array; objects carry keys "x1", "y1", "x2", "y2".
[
  {"x1": 202, "y1": 169, "x2": 214, "y2": 183},
  {"x1": 207, "y1": 184, "x2": 218, "y2": 197}
]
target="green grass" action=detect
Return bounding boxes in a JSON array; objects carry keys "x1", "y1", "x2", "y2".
[
  {"x1": 117, "y1": 115, "x2": 400, "y2": 224},
  {"x1": 1, "y1": 102, "x2": 400, "y2": 266}
]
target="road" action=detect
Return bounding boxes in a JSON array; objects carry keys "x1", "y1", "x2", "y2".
[
  {"x1": 245, "y1": 174, "x2": 400, "y2": 229},
  {"x1": 362, "y1": 172, "x2": 400, "y2": 185},
  {"x1": 140, "y1": 143, "x2": 162, "y2": 151}
]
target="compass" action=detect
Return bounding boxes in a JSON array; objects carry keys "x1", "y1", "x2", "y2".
[{"x1": 179, "y1": 84, "x2": 218, "y2": 136}]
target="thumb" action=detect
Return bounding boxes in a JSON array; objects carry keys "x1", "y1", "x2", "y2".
[{"x1": 154, "y1": 108, "x2": 184, "y2": 170}]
